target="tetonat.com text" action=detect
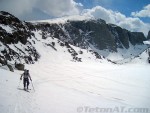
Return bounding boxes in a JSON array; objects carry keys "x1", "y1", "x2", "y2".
[{"x1": 77, "y1": 106, "x2": 149, "y2": 113}]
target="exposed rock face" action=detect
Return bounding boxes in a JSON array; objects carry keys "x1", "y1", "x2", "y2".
[
  {"x1": 112, "y1": 26, "x2": 130, "y2": 49},
  {"x1": 7, "y1": 64, "x2": 14, "y2": 72},
  {"x1": 0, "y1": 11, "x2": 40, "y2": 69},
  {"x1": 34, "y1": 20, "x2": 146, "y2": 52},
  {"x1": 129, "y1": 32, "x2": 146, "y2": 45},
  {"x1": 0, "y1": 11, "x2": 148, "y2": 69},
  {"x1": 108, "y1": 25, "x2": 146, "y2": 48},
  {"x1": 147, "y1": 31, "x2": 150, "y2": 39},
  {"x1": 63, "y1": 20, "x2": 146, "y2": 51},
  {"x1": 0, "y1": 11, "x2": 33, "y2": 44},
  {"x1": 65, "y1": 20, "x2": 117, "y2": 51}
]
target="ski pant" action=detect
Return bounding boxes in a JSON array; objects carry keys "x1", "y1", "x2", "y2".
[{"x1": 23, "y1": 78, "x2": 29, "y2": 89}]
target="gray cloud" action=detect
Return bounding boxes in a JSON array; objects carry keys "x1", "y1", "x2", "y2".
[
  {"x1": 0, "y1": 0, "x2": 80, "y2": 20},
  {"x1": 0, "y1": 0, "x2": 36, "y2": 17}
]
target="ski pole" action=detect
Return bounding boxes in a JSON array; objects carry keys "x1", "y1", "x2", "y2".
[
  {"x1": 31, "y1": 80, "x2": 35, "y2": 92},
  {"x1": 18, "y1": 80, "x2": 21, "y2": 88}
]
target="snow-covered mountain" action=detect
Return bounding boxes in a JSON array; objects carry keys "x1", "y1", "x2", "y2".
[
  {"x1": 0, "y1": 11, "x2": 150, "y2": 113},
  {"x1": 33, "y1": 18, "x2": 149, "y2": 59},
  {"x1": 0, "y1": 11, "x2": 149, "y2": 71},
  {"x1": 0, "y1": 11, "x2": 106, "y2": 71}
]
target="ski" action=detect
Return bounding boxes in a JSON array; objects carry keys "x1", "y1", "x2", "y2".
[
  {"x1": 23, "y1": 89, "x2": 29, "y2": 92},
  {"x1": 17, "y1": 88, "x2": 31, "y2": 92}
]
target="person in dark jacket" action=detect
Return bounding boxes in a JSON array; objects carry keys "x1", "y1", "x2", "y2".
[{"x1": 20, "y1": 69, "x2": 32, "y2": 90}]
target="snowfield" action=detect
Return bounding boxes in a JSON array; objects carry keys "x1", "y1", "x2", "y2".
[
  {"x1": 0, "y1": 48, "x2": 150, "y2": 113},
  {"x1": 0, "y1": 30, "x2": 150, "y2": 113}
]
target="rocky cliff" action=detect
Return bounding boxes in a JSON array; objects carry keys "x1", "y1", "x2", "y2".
[
  {"x1": 147, "y1": 31, "x2": 150, "y2": 39},
  {"x1": 34, "y1": 19, "x2": 147, "y2": 51},
  {"x1": 0, "y1": 11, "x2": 40, "y2": 71},
  {"x1": 0, "y1": 11, "x2": 149, "y2": 70}
]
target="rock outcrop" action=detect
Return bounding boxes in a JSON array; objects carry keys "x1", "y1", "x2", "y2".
[
  {"x1": 34, "y1": 20, "x2": 147, "y2": 52},
  {"x1": 0, "y1": 11, "x2": 40, "y2": 70},
  {"x1": 147, "y1": 31, "x2": 150, "y2": 39},
  {"x1": 0, "y1": 11, "x2": 149, "y2": 70}
]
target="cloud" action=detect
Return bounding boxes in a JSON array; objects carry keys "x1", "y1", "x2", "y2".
[
  {"x1": 0, "y1": 0, "x2": 36, "y2": 16},
  {"x1": 36, "y1": 0, "x2": 81, "y2": 17},
  {"x1": 0, "y1": 0, "x2": 149, "y2": 36},
  {"x1": 0, "y1": 0, "x2": 81, "y2": 19},
  {"x1": 82, "y1": 6, "x2": 150, "y2": 36},
  {"x1": 131, "y1": 4, "x2": 150, "y2": 18}
]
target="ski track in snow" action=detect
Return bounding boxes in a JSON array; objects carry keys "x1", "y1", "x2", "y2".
[
  {"x1": 0, "y1": 60, "x2": 150, "y2": 113},
  {"x1": 0, "y1": 31, "x2": 150, "y2": 113},
  {"x1": 26, "y1": 55, "x2": 150, "y2": 113}
]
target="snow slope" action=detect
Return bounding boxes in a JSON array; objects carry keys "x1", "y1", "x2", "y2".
[
  {"x1": 114, "y1": 48, "x2": 150, "y2": 64},
  {"x1": 90, "y1": 43, "x2": 148, "y2": 62},
  {"x1": 0, "y1": 43, "x2": 150, "y2": 113},
  {"x1": 0, "y1": 26, "x2": 150, "y2": 113}
]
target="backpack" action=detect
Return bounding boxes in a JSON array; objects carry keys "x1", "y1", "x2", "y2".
[{"x1": 24, "y1": 70, "x2": 29, "y2": 78}]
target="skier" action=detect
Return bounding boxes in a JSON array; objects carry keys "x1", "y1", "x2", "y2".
[{"x1": 20, "y1": 69, "x2": 32, "y2": 90}]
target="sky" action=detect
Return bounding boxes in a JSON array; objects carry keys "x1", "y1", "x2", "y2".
[{"x1": 0, "y1": 0, "x2": 150, "y2": 36}]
